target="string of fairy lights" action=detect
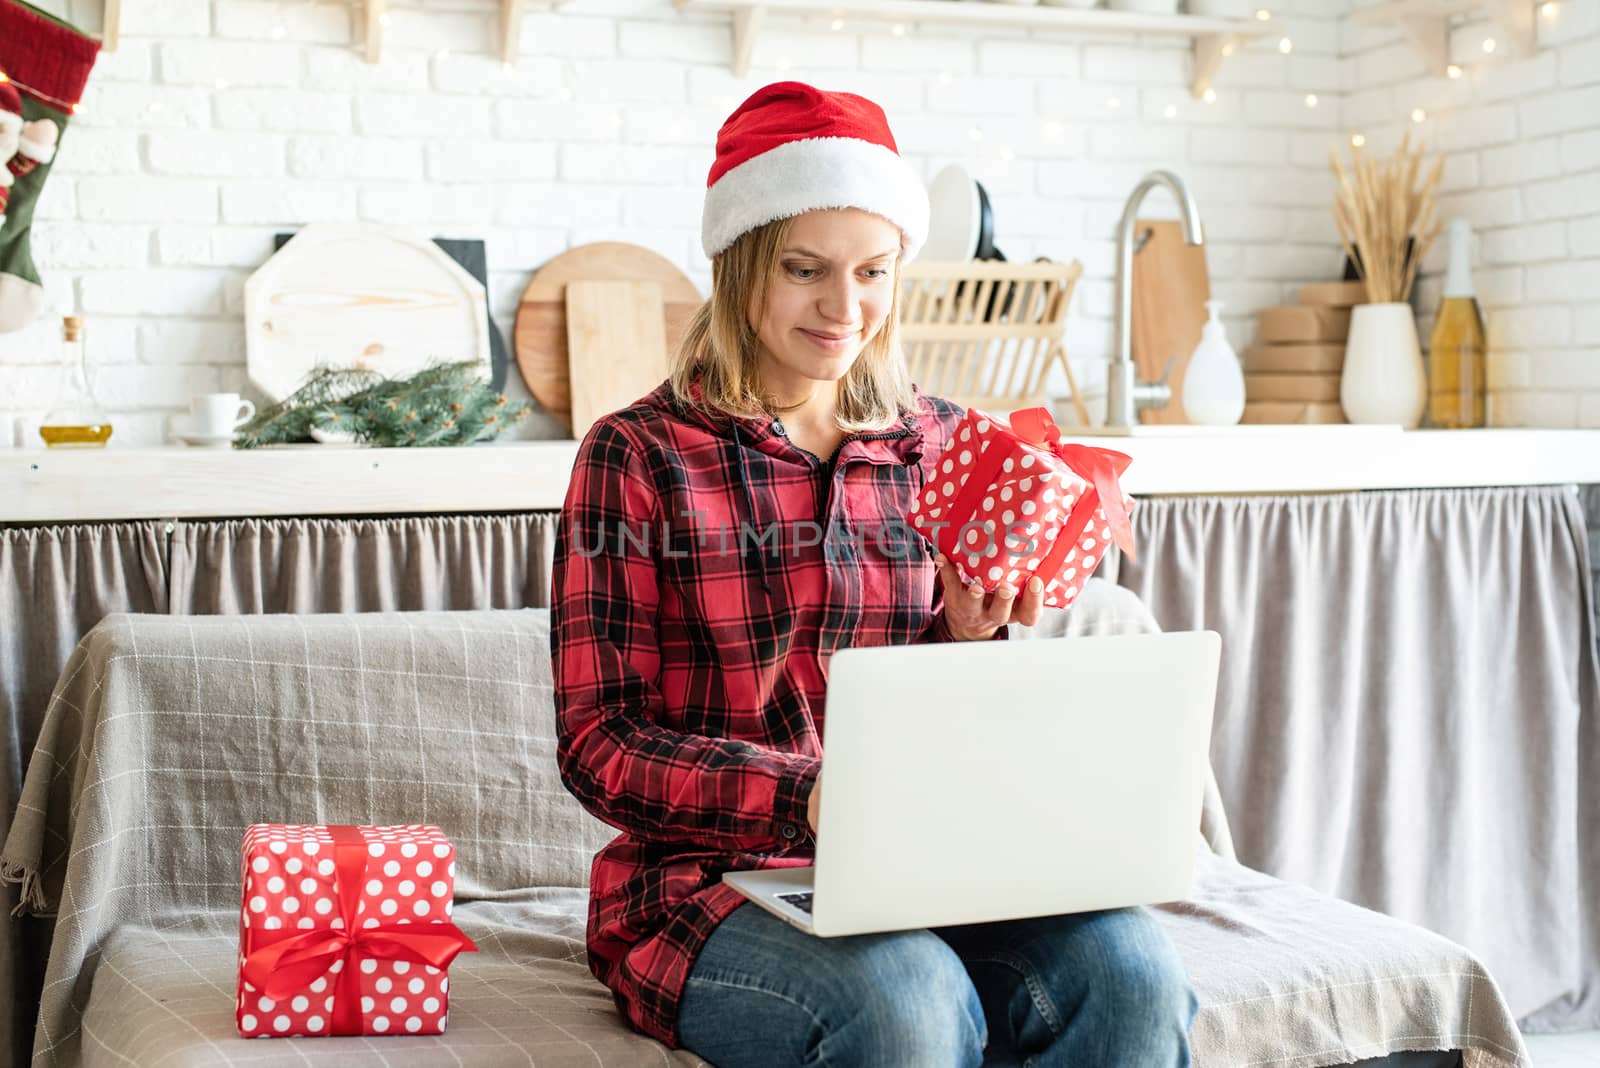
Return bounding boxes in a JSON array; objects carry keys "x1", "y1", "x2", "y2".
[
  {"x1": 6, "y1": 0, "x2": 1566, "y2": 148},
  {"x1": 0, "y1": 68, "x2": 84, "y2": 115},
  {"x1": 685, "y1": 0, "x2": 1570, "y2": 157},
  {"x1": 1344, "y1": 0, "x2": 1563, "y2": 148},
  {"x1": 801, "y1": 1, "x2": 1569, "y2": 157}
]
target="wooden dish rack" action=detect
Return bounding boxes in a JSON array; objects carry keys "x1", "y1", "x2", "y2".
[{"x1": 898, "y1": 260, "x2": 1088, "y2": 426}]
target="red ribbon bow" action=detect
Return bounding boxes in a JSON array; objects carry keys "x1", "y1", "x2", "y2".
[
  {"x1": 240, "y1": 826, "x2": 477, "y2": 1036},
  {"x1": 1006, "y1": 407, "x2": 1137, "y2": 563}
]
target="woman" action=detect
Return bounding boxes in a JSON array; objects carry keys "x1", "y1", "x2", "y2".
[{"x1": 551, "y1": 80, "x2": 1199, "y2": 1067}]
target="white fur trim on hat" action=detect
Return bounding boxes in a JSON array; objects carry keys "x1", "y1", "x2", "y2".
[
  {"x1": 0, "y1": 111, "x2": 21, "y2": 138},
  {"x1": 701, "y1": 136, "x2": 929, "y2": 262},
  {"x1": 17, "y1": 134, "x2": 55, "y2": 164}
]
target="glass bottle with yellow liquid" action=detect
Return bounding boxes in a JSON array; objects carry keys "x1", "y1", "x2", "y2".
[
  {"x1": 39, "y1": 315, "x2": 114, "y2": 447},
  {"x1": 1427, "y1": 218, "x2": 1487, "y2": 429}
]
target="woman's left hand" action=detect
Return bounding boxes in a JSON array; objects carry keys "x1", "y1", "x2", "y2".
[{"x1": 934, "y1": 553, "x2": 1045, "y2": 641}]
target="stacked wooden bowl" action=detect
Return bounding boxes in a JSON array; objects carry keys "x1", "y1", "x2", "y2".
[{"x1": 1242, "y1": 281, "x2": 1365, "y2": 424}]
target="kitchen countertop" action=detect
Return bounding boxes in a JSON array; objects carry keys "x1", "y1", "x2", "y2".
[{"x1": 3, "y1": 427, "x2": 1599, "y2": 522}]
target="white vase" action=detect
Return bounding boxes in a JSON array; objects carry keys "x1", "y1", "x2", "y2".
[{"x1": 1341, "y1": 302, "x2": 1426, "y2": 428}]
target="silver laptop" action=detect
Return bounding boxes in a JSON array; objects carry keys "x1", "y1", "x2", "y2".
[{"x1": 724, "y1": 630, "x2": 1221, "y2": 937}]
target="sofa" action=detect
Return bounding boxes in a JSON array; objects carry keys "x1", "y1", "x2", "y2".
[{"x1": 1, "y1": 581, "x2": 1529, "y2": 1067}]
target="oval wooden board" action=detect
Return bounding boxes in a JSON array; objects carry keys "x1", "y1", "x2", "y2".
[{"x1": 513, "y1": 242, "x2": 702, "y2": 430}]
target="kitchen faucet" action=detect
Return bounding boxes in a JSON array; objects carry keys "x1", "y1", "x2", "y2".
[{"x1": 1107, "y1": 170, "x2": 1206, "y2": 430}]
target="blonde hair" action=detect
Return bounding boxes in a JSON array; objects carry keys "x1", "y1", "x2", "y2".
[{"x1": 669, "y1": 215, "x2": 917, "y2": 433}]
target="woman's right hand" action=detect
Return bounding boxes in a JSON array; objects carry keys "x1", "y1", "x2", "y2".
[{"x1": 807, "y1": 773, "x2": 822, "y2": 834}]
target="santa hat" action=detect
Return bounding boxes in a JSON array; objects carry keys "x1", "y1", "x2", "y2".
[{"x1": 701, "y1": 80, "x2": 929, "y2": 262}]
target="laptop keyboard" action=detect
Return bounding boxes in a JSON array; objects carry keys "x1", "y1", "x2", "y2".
[{"x1": 777, "y1": 892, "x2": 815, "y2": 914}]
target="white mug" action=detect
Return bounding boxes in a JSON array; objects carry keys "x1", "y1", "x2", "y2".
[{"x1": 192, "y1": 393, "x2": 256, "y2": 437}]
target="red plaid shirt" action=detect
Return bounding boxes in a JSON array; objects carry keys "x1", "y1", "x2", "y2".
[{"x1": 551, "y1": 374, "x2": 1005, "y2": 1047}]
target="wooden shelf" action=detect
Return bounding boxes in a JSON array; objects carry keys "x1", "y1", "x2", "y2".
[
  {"x1": 361, "y1": 0, "x2": 576, "y2": 64},
  {"x1": 672, "y1": 0, "x2": 1275, "y2": 97},
  {"x1": 1349, "y1": 0, "x2": 1536, "y2": 77},
  {"x1": 99, "y1": 0, "x2": 122, "y2": 51}
]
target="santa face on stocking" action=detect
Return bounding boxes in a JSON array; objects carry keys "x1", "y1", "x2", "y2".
[{"x1": 0, "y1": 80, "x2": 60, "y2": 229}]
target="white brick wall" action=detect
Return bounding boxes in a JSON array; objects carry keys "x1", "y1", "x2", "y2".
[
  {"x1": 2, "y1": 0, "x2": 1594, "y2": 446},
  {"x1": 1345, "y1": 0, "x2": 1600, "y2": 428}
]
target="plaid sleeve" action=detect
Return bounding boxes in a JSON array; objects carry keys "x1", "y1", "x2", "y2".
[
  {"x1": 913, "y1": 603, "x2": 953, "y2": 643},
  {"x1": 551, "y1": 418, "x2": 821, "y2": 852}
]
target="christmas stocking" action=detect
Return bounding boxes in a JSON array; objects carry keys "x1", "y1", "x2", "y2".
[{"x1": 0, "y1": 0, "x2": 98, "y2": 333}]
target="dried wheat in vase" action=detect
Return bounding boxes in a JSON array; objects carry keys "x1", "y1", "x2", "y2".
[
  {"x1": 1328, "y1": 133, "x2": 1444, "y2": 428},
  {"x1": 1329, "y1": 131, "x2": 1444, "y2": 305}
]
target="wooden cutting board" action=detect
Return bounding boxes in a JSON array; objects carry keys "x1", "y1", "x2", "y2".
[
  {"x1": 1130, "y1": 219, "x2": 1211, "y2": 425},
  {"x1": 513, "y1": 242, "x2": 701, "y2": 432},
  {"x1": 565, "y1": 280, "x2": 668, "y2": 441},
  {"x1": 271, "y1": 231, "x2": 510, "y2": 392},
  {"x1": 244, "y1": 223, "x2": 491, "y2": 403}
]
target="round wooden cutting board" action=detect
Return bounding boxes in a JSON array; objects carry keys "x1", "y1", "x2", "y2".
[{"x1": 513, "y1": 242, "x2": 702, "y2": 430}]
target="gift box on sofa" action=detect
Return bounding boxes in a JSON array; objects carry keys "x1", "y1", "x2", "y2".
[
  {"x1": 236, "y1": 823, "x2": 476, "y2": 1038},
  {"x1": 907, "y1": 406, "x2": 1136, "y2": 610}
]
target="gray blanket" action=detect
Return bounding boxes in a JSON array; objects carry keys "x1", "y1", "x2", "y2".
[
  {"x1": 1, "y1": 593, "x2": 1529, "y2": 1066},
  {"x1": 1113, "y1": 486, "x2": 1600, "y2": 1031}
]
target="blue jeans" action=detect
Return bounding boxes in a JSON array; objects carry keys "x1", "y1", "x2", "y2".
[{"x1": 677, "y1": 901, "x2": 1199, "y2": 1067}]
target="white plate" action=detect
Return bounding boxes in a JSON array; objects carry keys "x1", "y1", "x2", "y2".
[
  {"x1": 176, "y1": 431, "x2": 235, "y2": 448},
  {"x1": 1107, "y1": 0, "x2": 1180, "y2": 11},
  {"x1": 923, "y1": 163, "x2": 983, "y2": 263},
  {"x1": 1185, "y1": 0, "x2": 1255, "y2": 14},
  {"x1": 243, "y1": 223, "x2": 491, "y2": 403}
]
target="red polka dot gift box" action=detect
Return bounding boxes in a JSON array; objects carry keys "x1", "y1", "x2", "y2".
[
  {"x1": 907, "y1": 406, "x2": 1138, "y2": 611},
  {"x1": 236, "y1": 824, "x2": 477, "y2": 1038}
]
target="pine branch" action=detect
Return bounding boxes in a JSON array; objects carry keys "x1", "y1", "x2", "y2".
[{"x1": 233, "y1": 362, "x2": 532, "y2": 449}]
